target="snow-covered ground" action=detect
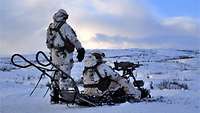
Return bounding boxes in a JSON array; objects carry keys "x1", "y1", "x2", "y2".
[{"x1": 0, "y1": 49, "x2": 200, "y2": 113}]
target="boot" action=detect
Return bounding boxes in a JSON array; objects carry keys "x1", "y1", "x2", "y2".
[
  {"x1": 140, "y1": 88, "x2": 151, "y2": 99},
  {"x1": 50, "y1": 87, "x2": 60, "y2": 104}
]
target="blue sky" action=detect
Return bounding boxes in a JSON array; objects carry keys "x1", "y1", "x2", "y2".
[
  {"x1": 147, "y1": 0, "x2": 200, "y2": 18},
  {"x1": 0, "y1": 0, "x2": 200, "y2": 55}
]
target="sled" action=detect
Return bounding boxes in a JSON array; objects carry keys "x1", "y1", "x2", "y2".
[{"x1": 11, "y1": 51, "x2": 151, "y2": 107}]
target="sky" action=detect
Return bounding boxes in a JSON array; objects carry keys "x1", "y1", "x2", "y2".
[{"x1": 0, "y1": 0, "x2": 200, "y2": 55}]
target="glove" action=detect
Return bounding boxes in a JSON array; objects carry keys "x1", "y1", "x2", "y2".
[{"x1": 77, "y1": 48, "x2": 85, "y2": 62}]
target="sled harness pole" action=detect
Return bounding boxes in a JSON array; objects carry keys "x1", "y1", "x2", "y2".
[{"x1": 11, "y1": 51, "x2": 79, "y2": 98}]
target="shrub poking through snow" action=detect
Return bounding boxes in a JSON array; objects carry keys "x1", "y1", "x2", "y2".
[{"x1": 157, "y1": 80, "x2": 188, "y2": 90}]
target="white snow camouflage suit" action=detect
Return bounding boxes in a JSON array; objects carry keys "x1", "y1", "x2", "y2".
[
  {"x1": 46, "y1": 9, "x2": 83, "y2": 102},
  {"x1": 83, "y1": 54, "x2": 141, "y2": 99}
]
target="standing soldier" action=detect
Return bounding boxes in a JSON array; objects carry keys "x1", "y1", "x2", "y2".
[{"x1": 46, "y1": 9, "x2": 85, "y2": 104}]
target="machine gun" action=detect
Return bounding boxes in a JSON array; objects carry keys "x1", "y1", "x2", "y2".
[
  {"x1": 114, "y1": 61, "x2": 144, "y2": 87},
  {"x1": 114, "y1": 61, "x2": 142, "y2": 72},
  {"x1": 113, "y1": 61, "x2": 151, "y2": 99}
]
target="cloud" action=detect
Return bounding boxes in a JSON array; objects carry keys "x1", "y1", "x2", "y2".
[
  {"x1": 161, "y1": 17, "x2": 200, "y2": 36},
  {"x1": 93, "y1": 32, "x2": 200, "y2": 49},
  {"x1": 0, "y1": 0, "x2": 200, "y2": 55},
  {"x1": 0, "y1": 0, "x2": 68, "y2": 55},
  {"x1": 71, "y1": 1, "x2": 200, "y2": 49},
  {"x1": 92, "y1": 16, "x2": 200, "y2": 49},
  {"x1": 79, "y1": 1, "x2": 200, "y2": 49}
]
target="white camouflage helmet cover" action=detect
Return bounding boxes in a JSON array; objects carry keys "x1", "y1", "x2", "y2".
[
  {"x1": 90, "y1": 50, "x2": 105, "y2": 63},
  {"x1": 53, "y1": 9, "x2": 68, "y2": 22},
  {"x1": 90, "y1": 50, "x2": 105, "y2": 57},
  {"x1": 84, "y1": 54, "x2": 97, "y2": 67}
]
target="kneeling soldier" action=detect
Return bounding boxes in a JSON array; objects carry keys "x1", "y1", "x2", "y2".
[{"x1": 82, "y1": 51, "x2": 141, "y2": 99}]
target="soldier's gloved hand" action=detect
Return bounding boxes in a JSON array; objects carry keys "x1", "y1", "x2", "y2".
[{"x1": 77, "y1": 48, "x2": 85, "y2": 62}]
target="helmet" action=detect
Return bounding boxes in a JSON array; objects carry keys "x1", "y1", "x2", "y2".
[
  {"x1": 53, "y1": 9, "x2": 68, "y2": 22},
  {"x1": 84, "y1": 55, "x2": 97, "y2": 67},
  {"x1": 90, "y1": 50, "x2": 105, "y2": 63}
]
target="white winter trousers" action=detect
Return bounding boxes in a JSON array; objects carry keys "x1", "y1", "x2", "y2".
[{"x1": 50, "y1": 48, "x2": 74, "y2": 90}]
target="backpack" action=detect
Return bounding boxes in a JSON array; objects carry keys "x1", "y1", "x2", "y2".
[
  {"x1": 46, "y1": 22, "x2": 75, "y2": 53},
  {"x1": 46, "y1": 23, "x2": 56, "y2": 49},
  {"x1": 83, "y1": 65, "x2": 112, "y2": 92}
]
